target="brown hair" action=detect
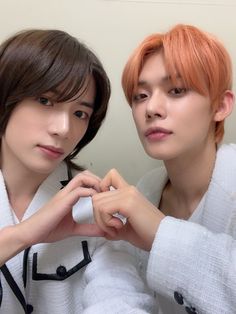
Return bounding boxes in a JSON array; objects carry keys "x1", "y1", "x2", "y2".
[
  {"x1": 122, "y1": 24, "x2": 232, "y2": 143},
  {"x1": 0, "y1": 29, "x2": 110, "y2": 169}
]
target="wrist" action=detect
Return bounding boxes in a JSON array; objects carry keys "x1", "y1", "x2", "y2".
[
  {"x1": 147, "y1": 212, "x2": 165, "y2": 250},
  {"x1": 0, "y1": 224, "x2": 29, "y2": 266}
]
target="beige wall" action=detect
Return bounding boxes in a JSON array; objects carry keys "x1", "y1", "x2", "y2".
[{"x1": 1, "y1": 0, "x2": 235, "y2": 183}]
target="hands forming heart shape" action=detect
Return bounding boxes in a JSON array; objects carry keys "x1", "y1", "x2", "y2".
[
  {"x1": 71, "y1": 169, "x2": 164, "y2": 251},
  {"x1": 14, "y1": 168, "x2": 164, "y2": 258}
]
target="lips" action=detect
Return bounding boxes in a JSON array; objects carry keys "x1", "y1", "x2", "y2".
[
  {"x1": 38, "y1": 145, "x2": 64, "y2": 154},
  {"x1": 37, "y1": 145, "x2": 65, "y2": 159},
  {"x1": 145, "y1": 127, "x2": 172, "y2": 137}
]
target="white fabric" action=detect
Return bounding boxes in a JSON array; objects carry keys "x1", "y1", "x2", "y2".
[
  {"x1": 137, "y1": 143, "x2": 236, "y2": 314},
  {"x1": 0, "y1": 162, "x2": 157, "y2": 314}
]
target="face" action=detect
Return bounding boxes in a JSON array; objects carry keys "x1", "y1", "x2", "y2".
[
  {"x1": 131, "y1": 52, "x2": 216, "y2": 161},
  {"x1": 1, "y1": 77, "x2": 95, "y2": 175}
]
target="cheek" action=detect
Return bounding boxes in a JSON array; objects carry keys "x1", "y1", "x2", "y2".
[
  {"x1": 3, "y1": 124, "x2": 27, "y2": 153},
  {"x1": 71, "y1": 121, "x2": 89, "y2": 143},
  {"x1": 132, "y1": 108, "x2": 143, "y2": 129},
  {"x1": 178, "y1": 108, "x2": 214, "y2": 142},
  {"x1": 177, "y1": 101, "x2": 211, "y2": 125},
  {"x1": 9, "y1": 108, "x2": 45, "y2": 133},
  {"x1": 5, "y1": 116, "x2": 30, "y2": 139}
]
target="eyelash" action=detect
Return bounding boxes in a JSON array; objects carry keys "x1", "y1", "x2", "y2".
[
  {"x1": 132, "y1": 86, "x2": 188, "y2": 103},
  {"x1": 168, "y1": 87, "x2": 187, "y2": 96},
  {"x1": 74, "y1": 111, "x2": 89, "y2": 120},
  {"x1": 37, "y1": 97, "x2": 90, "y2": 120},
  {"x1": 38, "y1": 96, "x2": 52, "y2": 106},
  {"x1": 132, "y1": 93, "x2": 148, "y2": 103}
]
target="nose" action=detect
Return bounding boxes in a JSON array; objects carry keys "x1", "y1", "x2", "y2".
[
  {"x1": 48, "y1": 111, "x2": 70, "y2": 138},
  {"x1": 145, "y1": 92, "x2": 166, "y2": 120}
]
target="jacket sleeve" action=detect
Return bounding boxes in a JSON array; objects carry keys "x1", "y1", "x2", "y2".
[
  {"x1": 82, "y1": 239, "x2": 158, "y2": 314},
  {"x1": 147, "y1": 216, "x2": 236, "y2": 314}
]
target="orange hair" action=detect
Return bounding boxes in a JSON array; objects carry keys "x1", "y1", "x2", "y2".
[{"x1": 122, "y1": 24, "x2": 232, "y2": 143}]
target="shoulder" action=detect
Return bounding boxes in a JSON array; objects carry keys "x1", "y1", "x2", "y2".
[
  {"x1": 217, "y1": 143, "x2": 236, "y2": 159},
  {"x1": 212, "y1": 143, "x2": 236, "y2": 192}
]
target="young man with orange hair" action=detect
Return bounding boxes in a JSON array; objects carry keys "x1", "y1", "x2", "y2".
[{"x1": 92, "y1": 24, "x2": 236, "y2": 314}]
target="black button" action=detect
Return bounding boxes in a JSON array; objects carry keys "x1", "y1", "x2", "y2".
[
  {"x1": 174, "y1": 291, "x2": 184, "y2": 305},
  {"x1": 56, "y1": 265, "x2": 67, "y2": 277},
  {"x1": 26, "y1": 304, "x2": 34, "y2": 313},
  {"x1": 185, "y1": 306, "x2": 197, "y2": 314}
]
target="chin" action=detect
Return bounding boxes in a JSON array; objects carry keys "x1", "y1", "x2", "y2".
[
  {"x1": 144, "y1": 147, "x2": 174, "y2": 161},
  {"x1": 27, "y1": 161, "x2": 59, "y2": 175}
]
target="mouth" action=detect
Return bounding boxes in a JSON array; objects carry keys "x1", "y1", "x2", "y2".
[
  {"x1": 145, "y1": 127, "x2": 173, "y2": 140},
  {"x1": 37, "y1": 145, "x2": 65, "y2": 159}
]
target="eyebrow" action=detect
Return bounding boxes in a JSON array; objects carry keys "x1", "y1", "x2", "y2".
[
  {"x1": 46, "y1": 90, "x2": 95, "y2": 109},
  {"x1": 137, "y1": 74, "x2": 182, "y2": 87},
  {"x1": 79, "y1": 101, "x2": 94, "y2": 109},
  {"x1": 137, "y1": 75, "x2": 171, "y2": 86}
]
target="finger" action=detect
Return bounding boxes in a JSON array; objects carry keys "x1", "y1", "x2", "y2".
[
  {"x1": 61, "y1": 174, "x2": 101, "y2": 195},
  {"x1": 92, "y1": 201, "x2": 120, "y2": 237},
  {"x1": 92, "y1": 188, "x2": 131, "y2": 218},
  {"x1": 44, "y1": 186, "x2": 98, "y2": 223},
  {"x1": 72, "y1": 223, "x2": 105, "y2": 237},
  {"x1": 60, "y1": 186, "x2": 98, "y2": 209},
  {"x1": 80, "y1": 170, "x2": 101, "y2": 181},
  {"x1": 92, "y1": 195, "x2": 125, "y2": 237},
  {"x1": 104, "y1": 227, "x2": 127, "y2": 241},
  {"x1": 100, "y1": 169, "x2": 129, "y2": 191}
]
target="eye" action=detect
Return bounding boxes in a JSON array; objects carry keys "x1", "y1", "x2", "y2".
[
  {"x1": 74, "y1": 110, "x2": 90, "y2": 120},
  {"x1": 169, "y1": 87, "x2": 187, "y2": 97},
  {"x1": 132, "y1": 93, "x2": 148, "y2": 103},
  {"x1": 37, "y1": 97, "x2": 53, "y2": 106}
]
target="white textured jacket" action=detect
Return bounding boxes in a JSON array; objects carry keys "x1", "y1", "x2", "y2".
[
  {"x1": 137, "y1": 144, "x2": 236, "y2": 314},
  {"x1": 0, "y1": 162, "x2": 157, "y2": 314}
]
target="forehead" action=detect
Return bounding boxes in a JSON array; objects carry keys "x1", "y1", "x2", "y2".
[
  {"x1": 138, "y1": 52, "x2": 185, "y2": 89},
  {"x1": 138, "y1": 52, "x2": 170, "y2": 87},
  {"x1": 139, "y1": 52, "x2": 167, "y2": 81}
]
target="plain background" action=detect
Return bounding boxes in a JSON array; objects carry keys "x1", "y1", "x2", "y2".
[{"x1": 1, "y1": 0, "x2": 235, "y2": 183}]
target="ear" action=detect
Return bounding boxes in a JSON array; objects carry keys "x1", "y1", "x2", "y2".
[{"x1": 213, "y1": 90, "x2": 235, "y2": 122}]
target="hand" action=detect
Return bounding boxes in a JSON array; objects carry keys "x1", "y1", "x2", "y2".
[
  {"x1": 92, "y1": 169, "x2": 165, "y2": 251},
  {"x1": 18, "y1": 171, "x2": 105, "y2": 246}
]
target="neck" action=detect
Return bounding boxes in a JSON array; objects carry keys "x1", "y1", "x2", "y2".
[{"x1": 161, "y1": 141, "x2": 217, "y2": 219}]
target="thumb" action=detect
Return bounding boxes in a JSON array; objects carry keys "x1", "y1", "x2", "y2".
[{"x1": 100, "y1": 169, "x2": 129, "y2": 191}]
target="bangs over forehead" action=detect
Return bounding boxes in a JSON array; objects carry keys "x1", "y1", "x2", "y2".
[
  {"x1": 0, "y1": 29, "x2": 97, "y2": 105},
  {"x1": 40, "y1": 34, "x2": 94, "y2": 102},
  {"x1": 122, "y1": 24, "x2": 232, "y2": 110}
]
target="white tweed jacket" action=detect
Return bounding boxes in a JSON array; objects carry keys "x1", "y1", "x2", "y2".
[
  {"x1": 0, "y1": 162, "x2": 157, "y2": 314},
  {"x1": 137, "y1": 143, "x2": 236, "y2": 314}
]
